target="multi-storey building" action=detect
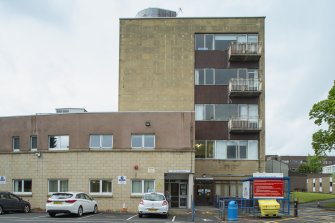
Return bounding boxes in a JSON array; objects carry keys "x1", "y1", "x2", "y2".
[
  {"x1": 119, "y1": 10, "x2": 265, "y2": 206},
  {"x1": 0, "y1": 111, "x2": 194, "y2": 211}
]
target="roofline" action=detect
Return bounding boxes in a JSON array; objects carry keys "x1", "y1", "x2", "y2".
[
  {"x1": 120, "y1": 16, "x2": 266, "y2": 20},
  {"x1": 0, "y1": 111, "x2": 195, "y2": 119}
]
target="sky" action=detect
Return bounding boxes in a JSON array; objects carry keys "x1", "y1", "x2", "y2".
[{"x1": 0, "y1": 0, "x2": 334, "y2": 156}]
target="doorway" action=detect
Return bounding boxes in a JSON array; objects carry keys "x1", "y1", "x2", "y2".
[
  {"x1": 165, "y1": 179, "x2": 188, "y2": 208},
  {"x1": 195, "y1": 180, "x2": 214, "y2": 205}
]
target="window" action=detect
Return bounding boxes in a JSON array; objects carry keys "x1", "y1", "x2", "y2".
[
  {"x1": 195, "y1": 34, "x2": 258, "y2": 51},
  {"x1": 90, "y1": 179, "x2": 112, "y2": 195},
  {"x1": 30, "y1": 136, "x2": 37, "y2": 151},
  {"x1": 90, "y1": 135, "x2": 113, "y2": 149},
  {"x1": 131, "y1": 179, "x2": 155, "y2": 195},
  {"x1": 12, "y1": 136, "x2": 20, "y2": 151},
  {"x1": 49, "y1": 135, "x2": 69, "y2": 150},
  {"x1": 195, "y1": 69, "x2": 258, "y2": 85},
  {"x1": 13, "y1": 179, "x2": 32, "y2": 194},
  {"x1": 195, "y1": 140, "x2": 258, "y2": 160},
  {"x1": 195, "y1": 104, "x2": 258, "y2": 121},
  {"x1": 48, "y1": 179, "x2": 68, "y2": 193},
  {"x1": 131, "y1": 134, "x2": 155, "y2": 149}
]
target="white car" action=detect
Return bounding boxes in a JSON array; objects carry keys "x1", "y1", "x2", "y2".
[
  {"x1": 46, "y1": 192, "x2": 98, "y2": 217},
  {"x1": 138, "y1": 192, "x2": 169, "y2": 218}
]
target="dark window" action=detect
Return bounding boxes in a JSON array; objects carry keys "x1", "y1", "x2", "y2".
[
  {"x1": 227, "y1": 145, "x2": 237, "y2": 159},
  {"x1": 31, "y1": 136, "x2": 37, "y2": 150},
  {"x1": 12, "y1": 136, "x2": 20, "y2": 150}
]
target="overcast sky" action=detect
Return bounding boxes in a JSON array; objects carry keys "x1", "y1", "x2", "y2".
[{"x1": 0, "y1": 0, "x2": 334, "y2": 156}]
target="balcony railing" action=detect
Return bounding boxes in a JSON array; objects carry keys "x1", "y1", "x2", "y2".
[
  {"x1": 228, "y1": 42, "x2": 262, "y2": 62},
  {"x1": 229, "y1": 78, "x2": 262, "y2": 97},
  {"x1": 228, "y1": 117, "x2": 262, "y2": 133}
]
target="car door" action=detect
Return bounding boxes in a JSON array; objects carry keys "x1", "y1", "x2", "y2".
[
  {"x1": 6, "y1": 193, "x2": 21, "y2": 211},
  {"x1": 77, "y1": 193, "x2": 89, "y2": 213},
  {"x1": 0, "y1": 193, "x2": 11, "y2": 210},
  {"x1": 83, "y1": 194, "x2": 94, "y2": 212}
]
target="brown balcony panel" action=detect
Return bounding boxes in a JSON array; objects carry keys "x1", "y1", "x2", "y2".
[
  {"x1": 229, "y1": 54, "x2": 261, "y2": 62},
  {"x1": 229, "y1": 90, "x2": 261, "y2": 97}
]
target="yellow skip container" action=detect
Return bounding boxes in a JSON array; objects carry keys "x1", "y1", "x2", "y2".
[{"x1": 258, "y1": 199, "x2": 280, "y2": 217}]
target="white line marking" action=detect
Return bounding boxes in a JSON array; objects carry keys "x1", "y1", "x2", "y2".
[
  {"x1": 172, "y1": 215, "x2": 176, "y2": 221},
  {"x1": 127, "y1": 214, "x2": 137, "y2": 220}
]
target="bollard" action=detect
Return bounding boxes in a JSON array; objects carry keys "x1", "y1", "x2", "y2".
[{"x1": 294, "y1": 198, "x2": 298, "y2": 217}]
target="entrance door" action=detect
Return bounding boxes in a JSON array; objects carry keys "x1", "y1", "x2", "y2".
[
  {"x1": 170, "y1": 183, "x2": 179, "y2": 208},
  {"x1": 195, "y1": 181, "x2": 214, "y2": 205},
  {"x1": 179, "y1": 183, "x2": 188, "y2": 208}
]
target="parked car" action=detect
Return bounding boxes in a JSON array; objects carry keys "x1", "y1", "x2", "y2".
[
  {"x1": 138, "y1": 192, "x2": 168, "y2": 218},
  {"x1": 46, "y1": 192, "x2": 98, "y2": 217},
  {"x1": 0, "y1": 192, "x2": 31, "y2": 215}
]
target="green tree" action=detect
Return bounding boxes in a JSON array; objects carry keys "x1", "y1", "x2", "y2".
[
  {"x1": 297, "y1": 155, "x2": 324, "y2": 174},
  {"x1": 309, "y1": 80, "x2": 335, "y2": 155}
]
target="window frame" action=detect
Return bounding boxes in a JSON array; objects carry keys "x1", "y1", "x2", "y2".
[
  {"x1": 48, "y1": 179, "x2": 69, "y2": 194},
  {"x1": 131, "y1": 134, "x2": 155, "y2": 149},
  {"x1": 12, "y1": 136, "x2": 20, "y2": 152},
  {"x1": 89, "y1": 179, "x2": 113, "y2": 195},
  {"x1": 13, "y1": 179, "x2": 32, "y2": 195},
  {"x1": 89, "y1": 134, "x2": 113, "y2": 149},
  {"x1": 131, "y1": 179, "x2": 155, "y2": 195},
  {"x1": 30, "y1": 135, "x2": 37, "y2": 151},
  {"x1": 48, "y1": 135, "x2": 69, "y2": 151}
]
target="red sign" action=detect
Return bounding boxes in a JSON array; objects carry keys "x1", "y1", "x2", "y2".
[{"x1": 253, "y1": 179, "x2": 284, "y2": 198}]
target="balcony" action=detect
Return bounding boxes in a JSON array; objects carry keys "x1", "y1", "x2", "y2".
[
  {"x1": 228, "y1": 117, "x2": 262, "y2": 133},
  {"x1": 228, "y1": 42, "x2": 261, "y2": 62},
  {"x1": 229, "y1": 78, "x2": 262, "y2": 97}
]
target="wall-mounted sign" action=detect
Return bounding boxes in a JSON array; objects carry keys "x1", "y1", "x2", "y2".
[
  {"x1": 148, "y1": 167, "x2": 155, "y2": 173},
  {"x1": 168, "y1": 170, "x2": 191, "y2": 173},
  {"x1": 0, "y1": 176, "x2": 6, "y2": 184},
  {"x1": 253, "y1": 179, "x2": 284, "y2": 198},
  {"x1": 118, "y1": 176, "x2": 127, "y2": 185}
]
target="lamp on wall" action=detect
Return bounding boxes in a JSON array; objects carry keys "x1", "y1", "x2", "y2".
[
  {"x1": 202, "y1": 173, "x2": 206, "y2": 178},
  {"x1": 145, "y1": 121, "x2": 151, "y2": 127},
  {"x1": 35, "y1": 152, "x2": 41, "y2": 158}
]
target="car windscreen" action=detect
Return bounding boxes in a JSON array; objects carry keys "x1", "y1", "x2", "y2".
[
  {"x1": 143, "y1": 194, "x2": 165, "y2": 201},
  {"x1": 50, "y1": 193, "x2": 73, "y2": 199}
]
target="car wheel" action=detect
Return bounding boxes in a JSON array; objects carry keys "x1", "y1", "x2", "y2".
[
  {"x1": 48, "y1": 212, "x2": 56, "y2": 217},
  {"x1": 23, "y1": 205, "x2": 30, "y2": 213},
  {"x1": 93, "y1": 205, "x2": 98, "y2": 214},
  {"x1": 0, "y1": 205, "x2": 3, "y2": 215},
  {"x1": 77, "y1": 206, "x2": 83, "y2": 217},
  {"x1": 138, "y1": 213, "x2": 143, "y2": 218}
]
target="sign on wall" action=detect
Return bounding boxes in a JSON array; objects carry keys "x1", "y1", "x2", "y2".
[
  {"x1": 0, "y1": 176, "x2": 6, "y2": 184},
  {"x1": 242, "y1": 181, "x2": 250, "y2": 199},
  {"x1": 118, "y1": 176, "x2": 127, "y2": 185},
  {"x1": 253, "y1": 179, "x2": 284, "y2": 198}
]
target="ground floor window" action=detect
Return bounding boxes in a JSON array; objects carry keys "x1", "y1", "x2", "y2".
[
  {"x1": 131, "y1": 179, "x2": 155, "y2": 195},
  {"x1": 215, "y1": 181, "x2": 243, "y2": 197},
  {"x1": 48, "y1": 179, "x2": 68, "y2": 194},
  {"x1": 89, "y1": 179, "x2": 112, "y2": 195},
  {"x1": 13, "y1": 179, "x2": 32, "y2": 194}
]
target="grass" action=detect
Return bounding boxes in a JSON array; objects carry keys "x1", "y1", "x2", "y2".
[{"x1": 290, "y1": 192, "x2": 335, "y2": 203}]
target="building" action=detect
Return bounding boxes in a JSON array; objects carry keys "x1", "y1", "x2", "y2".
[
  {"x1": 119, "y1": 12, "x2": 265, "y2": 205},
  {"x1": 307, "y1": 174, "x2": 334, "y2": 194},
  {"x1": 266, "y1": 155, "x2": 335, "y2": 172},
  {"x1": 0, "y1": 111, "x2": 194, "y2": 211}
]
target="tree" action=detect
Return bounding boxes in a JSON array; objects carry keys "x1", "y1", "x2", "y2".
[
  {"x1": 309, "y1": 80, "x2": 335, "y2": 155},
  {"x1": 297, "y1": 155, "x2": 324, "y2": 174}
]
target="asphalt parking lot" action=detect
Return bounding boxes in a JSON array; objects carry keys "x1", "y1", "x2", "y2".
[
  {"x1": 0, "y1": 212, "x2": 220, "y2": 223},
  {"x1": 1, "y1": 205, "x2": 335, "y2": 223}
]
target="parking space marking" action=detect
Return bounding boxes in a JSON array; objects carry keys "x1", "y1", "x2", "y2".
[
  {"x1": 126, "y1": 214, "x2": 137, "y2": 220},
  {"x1": 172, "y1": 215, "x2": 176, "y2": 221}
]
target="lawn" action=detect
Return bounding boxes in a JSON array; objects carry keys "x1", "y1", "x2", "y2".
[{"x1": 291, "y1": 192, "x2": 335, "y2": 203}]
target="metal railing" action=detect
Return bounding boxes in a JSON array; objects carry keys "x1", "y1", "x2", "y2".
[
  {"x1": 229, "y1": 117, "x2": 262, "y2": 131},
  {"x1": 229, "y1": 78, "x2": 262, "y2": 93},
  {"x1": 229, "y1": 42, "x2": 262, "y2": 55}
]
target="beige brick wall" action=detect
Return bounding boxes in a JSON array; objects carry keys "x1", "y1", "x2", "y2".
[{"x1": 0, "y1": 151, "x2": 194, "y2": 212}]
